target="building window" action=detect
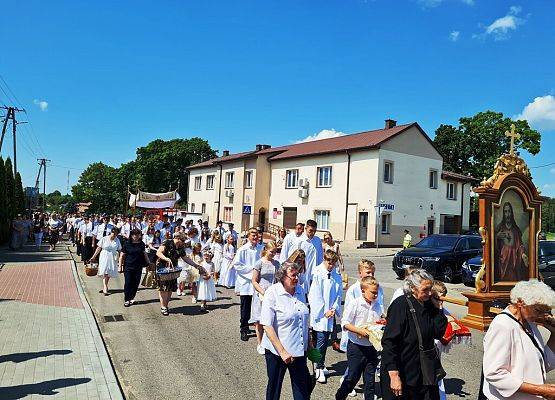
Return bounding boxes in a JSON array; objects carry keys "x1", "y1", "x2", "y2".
[
  {"x1": 201, "y1": 203, "x2": 206, "y2": 214},
  {"x1": 429, "y1": 170, "x2": 438, "y2": 189},
  {"x1": 285, "y1": 169, "x2": 299, "y2": 189},
  {"x1": 224, "y1": 172, "x2": 234, "y2": 189},
  {"x1": 223, "y1": 207, "x2": 233, "y2": 222},
  {"x1": 245, "y1": 170, "x2": 253, "y2": 188},
  {"x1": 194, "y1": 176, "x2": 202, "y2": 191},
  {"x1": 447, "y1": 182, "x2": 457, "y2": 200},
  {"x1": 381, "y1": 213, "x2": 391, "y2": 234},
  {"x1": 190, "y1": 203, "x2": 195, "y2": 213},
  {"x1": 317, "y1": 166, "x2": 332, "y2": 187},
  {"x1": 314, "y1": 210, "x2": 330, "y2": 230},
  {"x1": 384, "y1": 161, "x2": 394, "y2": 184},
  {"x1": 206, "y1": 175, "x2": 215, "y2": 190}
]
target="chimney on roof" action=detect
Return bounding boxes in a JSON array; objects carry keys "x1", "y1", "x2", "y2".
[
  {"x1": 384, "y1": 119, "x2": 397, "y2": 129},
  {"x1": 222, "y1": 150, "x2": 230, "y2": 157},
  {"x1": 255, "y1": 144, "x2": 271, "y2": 151}
]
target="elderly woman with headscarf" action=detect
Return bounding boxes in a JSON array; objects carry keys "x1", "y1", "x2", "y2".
[
  {"x1": 381, "y1": 268, "x2": 448, "y2": 400},
  {"x1": 482, "y1": 279, "x2": 555, "y2": 399},
  {"x1": 260, "y1": 261, "x2": 311, "y2": 400}
]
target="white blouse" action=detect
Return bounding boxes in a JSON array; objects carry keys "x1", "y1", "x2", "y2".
[
  {"x1": 232, "y1": 242, "x2": 262, "y2": 296},
  {"x1": 260, "y1": 283, "x2": 310, "y2": 358},
  {"x1": 483, "y1": 308, "x2": 555, "y2": 399}
]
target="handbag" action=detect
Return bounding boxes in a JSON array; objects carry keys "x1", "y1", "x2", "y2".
[{"x1": 406, "y1": 296, "x2": 446, "y2": 385}]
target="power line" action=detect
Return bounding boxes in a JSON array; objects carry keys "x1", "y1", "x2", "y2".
[
  {"x1": 49, "y1": 164, "x2": 85, "y2": 171},
  {"x1": 0, "y1": 74, "x2": 25, "y2": 109},
  {"x1": 530, "y1": 162, "x2": 555, "y2": 169}
]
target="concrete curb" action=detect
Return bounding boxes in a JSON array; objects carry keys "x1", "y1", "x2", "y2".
[{"x1": 68, "y1": 248, "x2": 125, "y2": 400}]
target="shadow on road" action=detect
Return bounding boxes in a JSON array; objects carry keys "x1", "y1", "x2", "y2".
[
  {"x1": 0, "y1": 349, "x2": 72, "y2": 364},
  {"x1": 445, "y1": 377, "x2": 471, "y2": 397},
  {"x1": 0, "y1": 244, "x2": 68, "y2": 264},
  {"x1": 0, "y1": 377, "x2": 91, "y2": 399}
]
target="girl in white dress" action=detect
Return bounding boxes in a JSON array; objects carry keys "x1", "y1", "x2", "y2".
[
  {"x1": 90, "y1": 228, "x2": 122, "y2": 295},
  {"x1": 197, "y1": 250, "x2": 217, "y2": 312},
  {"x1": 211, "y1": 234, "x2": 224, "y2": 281},
  {"x1": 218, "y1": 235, "x2": 236, "y2": 288}
]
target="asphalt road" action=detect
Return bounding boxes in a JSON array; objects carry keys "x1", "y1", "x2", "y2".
[{"x1": 68, "y1": 244, "x2": 500, "y2": 399}]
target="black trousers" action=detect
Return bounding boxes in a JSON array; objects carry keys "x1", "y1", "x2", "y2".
[
  {"x1": 336, "y1": 341, "x2": 377, "y2": 400},
  {"x1": 240, "y1": 295, "x2": 252, "y2": 332},
  {"x1": 76, "y1": 240, "x2": 82, "y2": 256},
  {"x1": 265, "y1": 350, "x2": 311, "y2": 400},
  {"x1": 124, "y1": 268, "x2": 143, "y2": 302},
  {"x1": 81, "y1": 237, "x2": 93, "y2": 263},
  {"x1": 381, "y1": 372, "x2": 440, "y2": 400}
]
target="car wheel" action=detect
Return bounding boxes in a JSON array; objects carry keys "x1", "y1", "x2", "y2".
[{"x1": 442, "y1": 265, "x2": 454, "y2": 283}]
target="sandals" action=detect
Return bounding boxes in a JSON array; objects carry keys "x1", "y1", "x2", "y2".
[{"x1": 161, "y1": 307, "x2": 169, "y2": 316}]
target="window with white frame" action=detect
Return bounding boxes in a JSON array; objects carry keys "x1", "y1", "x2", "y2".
[
  {"x1": 285, "y1": 169, "x2": 299, "y2": 189},
  {"x1": 381, "y1": 213, "x2": 391, "y2": 234},
  {"x1": 317, "y1": 166, "x2": 332, "y2": 187},
  {"x1": 224, "y1": 172, "x2": 234, "y2": 188},
  {"x1": 314, "y1": 210, "x2": 330, "y2": 230},
  {"x1": 223, "y1": 207, "x2": 233, "y2": 222},
  {"x1": 429, "y1": 170, "x2": 438, "y2": 189},
  {"x1": 384, "y1": 161, "x2": 394, "y2": 184},
  {"x1": 190, "y1": 203, "x2": 195, "y2": 213},
  {"x1": 245, "y1": 170, "x2": 253, "y2": 188},
  {"x1": 194, "y1": 176, "x2": 202, "y2": 191},
  {"x1": 206, "y1": 175, "x2": 215, "y2": 190},
  {"x1": 447, "y1": 182, "x2": 457, "y2": 200},
  {"x1": 201, "y1": 203, "x2": 206, "y2": 214}
]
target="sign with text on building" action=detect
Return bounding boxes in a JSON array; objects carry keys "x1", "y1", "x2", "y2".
[
  {"x1": 377, "y1": 203, "x2": 395, "y2": 215},
  {"x1": 243, "y1": 205, "x2": 252, "y2": 214}
]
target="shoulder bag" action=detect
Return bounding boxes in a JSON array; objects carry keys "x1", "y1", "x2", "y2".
[{"x1": 406, "y1": 295, "x2": 446, "y2": 385}]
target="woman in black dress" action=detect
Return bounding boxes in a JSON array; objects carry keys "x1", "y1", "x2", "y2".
[
  {"x1": 119, "y1": 229, "x2": 151, "y2": 307},
  {"x1": 156, "y1": 232, "x2": 203, "y2": 316},
  {"x1": 381, "y1": 269, "x2": 447, "y2": 400}
]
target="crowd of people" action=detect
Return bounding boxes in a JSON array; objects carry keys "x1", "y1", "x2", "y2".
[{"x1": 9, "y1": 211, "x2": 555, "y2": 400}]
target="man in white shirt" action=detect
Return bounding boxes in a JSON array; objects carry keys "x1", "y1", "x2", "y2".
[
  {"x1": 223, "y1": 223, "x2": 239, "y2": 246},
  {"x1": 213, "y1": 220, "x2": 225, "y2": 237},
  {"x1": 303, "y1": 219, "x2": 324, "y2": 266},
  {"x1": 93, "y1": 216, "x2": 113, "y2": 246},
  {"x1": 232, "y1": 227, "x2": 263, "y2": 342},
  {"x1": 279, "y1": 222, "x2": 305, "y2": 263}
]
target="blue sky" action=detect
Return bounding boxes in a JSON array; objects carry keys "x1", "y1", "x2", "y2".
[{"x1": 1, "y1": 0, "x2": 554, "y2": 196}]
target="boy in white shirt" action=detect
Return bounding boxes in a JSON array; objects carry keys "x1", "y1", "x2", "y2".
[
  {"x1": 308, "y1": 249, "x2": 343, "y2": 384},
  {"x1": 336, "y1": 276, "x2": 382, "y2": 400}
]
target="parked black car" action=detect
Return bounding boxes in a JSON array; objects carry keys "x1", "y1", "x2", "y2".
[
  {"x1": 462, "y1": 255, "x2": 482, "y2": 287},
  {"x1": 463, "y1": 240, "x2": 555, "y2": 289},
  {"x1": 392, "y1": 234, "x2": 483, "y2": 283},
  {"x1": 539, "y1": 240, "x2": 555, "y2": 289}
]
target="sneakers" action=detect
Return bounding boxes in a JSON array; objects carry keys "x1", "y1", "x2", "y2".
[
  {"x1": 256, "y1": 344, "x2": 265, "y2": 355},
  {"x1": 323, "y1": 367, "x2": 330, "y2": 376},
  {"x1": 191, "y1": 297, "x2": 197, "y2": 304},
  {"x1": 316, "y1": 369, "x2": 327, "y2": 384}
]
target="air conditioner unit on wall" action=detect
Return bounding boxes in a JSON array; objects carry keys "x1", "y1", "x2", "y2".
[
  {"x1": 298, "y1": 188, "x2": 309, "y2": 198},
  {"x1": 225, "y1": 190, "x2": 234, "y2": 198},
  {"x1": 299, "y1": 179, "x2": 309, "y2": 188}
]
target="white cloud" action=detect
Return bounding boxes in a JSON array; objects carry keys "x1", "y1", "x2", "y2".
[
  {"x1": 296, "y1": 129, "x2": 345, "y2": 143},
  {"x1": 475, "y1": 5, "x2": 525, "y2": 40},
  {"x1": 514, "y1": 95, "x2": 555, "y2": 130},
  {"x1": 449, "y1": 31, "x2": 460, "y2": 41},
  {"x1": 33, "y1": 99, "x2": 48, "y2": 111},
  {"x1": 543, "y1": 183, "x2": 554, "y2": 190},
  {"x1": 417, "y1": 0, "x2": 473, "y2": 8}
]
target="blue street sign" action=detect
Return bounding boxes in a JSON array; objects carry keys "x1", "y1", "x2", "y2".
[{"x1": 242, "y1": 205, "x2": 252, "y2": 214}]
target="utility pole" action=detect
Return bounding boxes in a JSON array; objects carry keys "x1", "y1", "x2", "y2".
[
  {"x1": 0, "y1": 106, "x2": 25, "y2": 175},
  {"x1": 36, "y1": 158, "x2": 50, "y2": 211}
]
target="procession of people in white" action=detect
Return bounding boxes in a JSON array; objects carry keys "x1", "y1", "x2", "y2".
[{"x1": 18, "y1": 212, "x2": 555, "y2": 400}]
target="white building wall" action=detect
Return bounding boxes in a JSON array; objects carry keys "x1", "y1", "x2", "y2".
[{"x1": 187, "y1": 167, "x2": 220, "y2": 224}]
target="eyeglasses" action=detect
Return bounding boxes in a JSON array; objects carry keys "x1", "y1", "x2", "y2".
[{"x1": 286, "y1": 274, "x2": 299, "y2": 280}]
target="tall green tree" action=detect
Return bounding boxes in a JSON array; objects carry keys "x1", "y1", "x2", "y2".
[
  {"x1": 134, "y1": 138, "x2": 216, "y2": 199},
  {"x1": 14, "y1": 172, "x2": 25, "y2": 215},
  {"x1": 433, "y1": 111, "x2": 541, "y2": 180},
  {"x1": 72, "y1": 162, "x2": 120, "y2": 214},
  {"x1": 0, "y1": 157, "x2": 7, "y2": 243},
  {"x1": 543, "y1": 198, "x2": 555, "y2": 234},
  {"x1": 4, "y1": 158, "x2": 15, "y2": 219}
]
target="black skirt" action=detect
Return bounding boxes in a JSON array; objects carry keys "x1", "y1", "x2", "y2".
[{"x1": 49, "y1": 231, "x2": 59, "y2": 245}]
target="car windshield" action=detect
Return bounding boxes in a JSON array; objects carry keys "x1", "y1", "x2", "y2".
[
  {"x1": 541, "y1": 241, "x2": 555, "y2": 257},
  {"x1": 415, "y1": 235, "x2": 459, "y2": 249}
]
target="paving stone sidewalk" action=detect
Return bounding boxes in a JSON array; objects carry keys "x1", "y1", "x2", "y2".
[{"x1": 0, "y1": 243, "x2": 124, "y2": 399}]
